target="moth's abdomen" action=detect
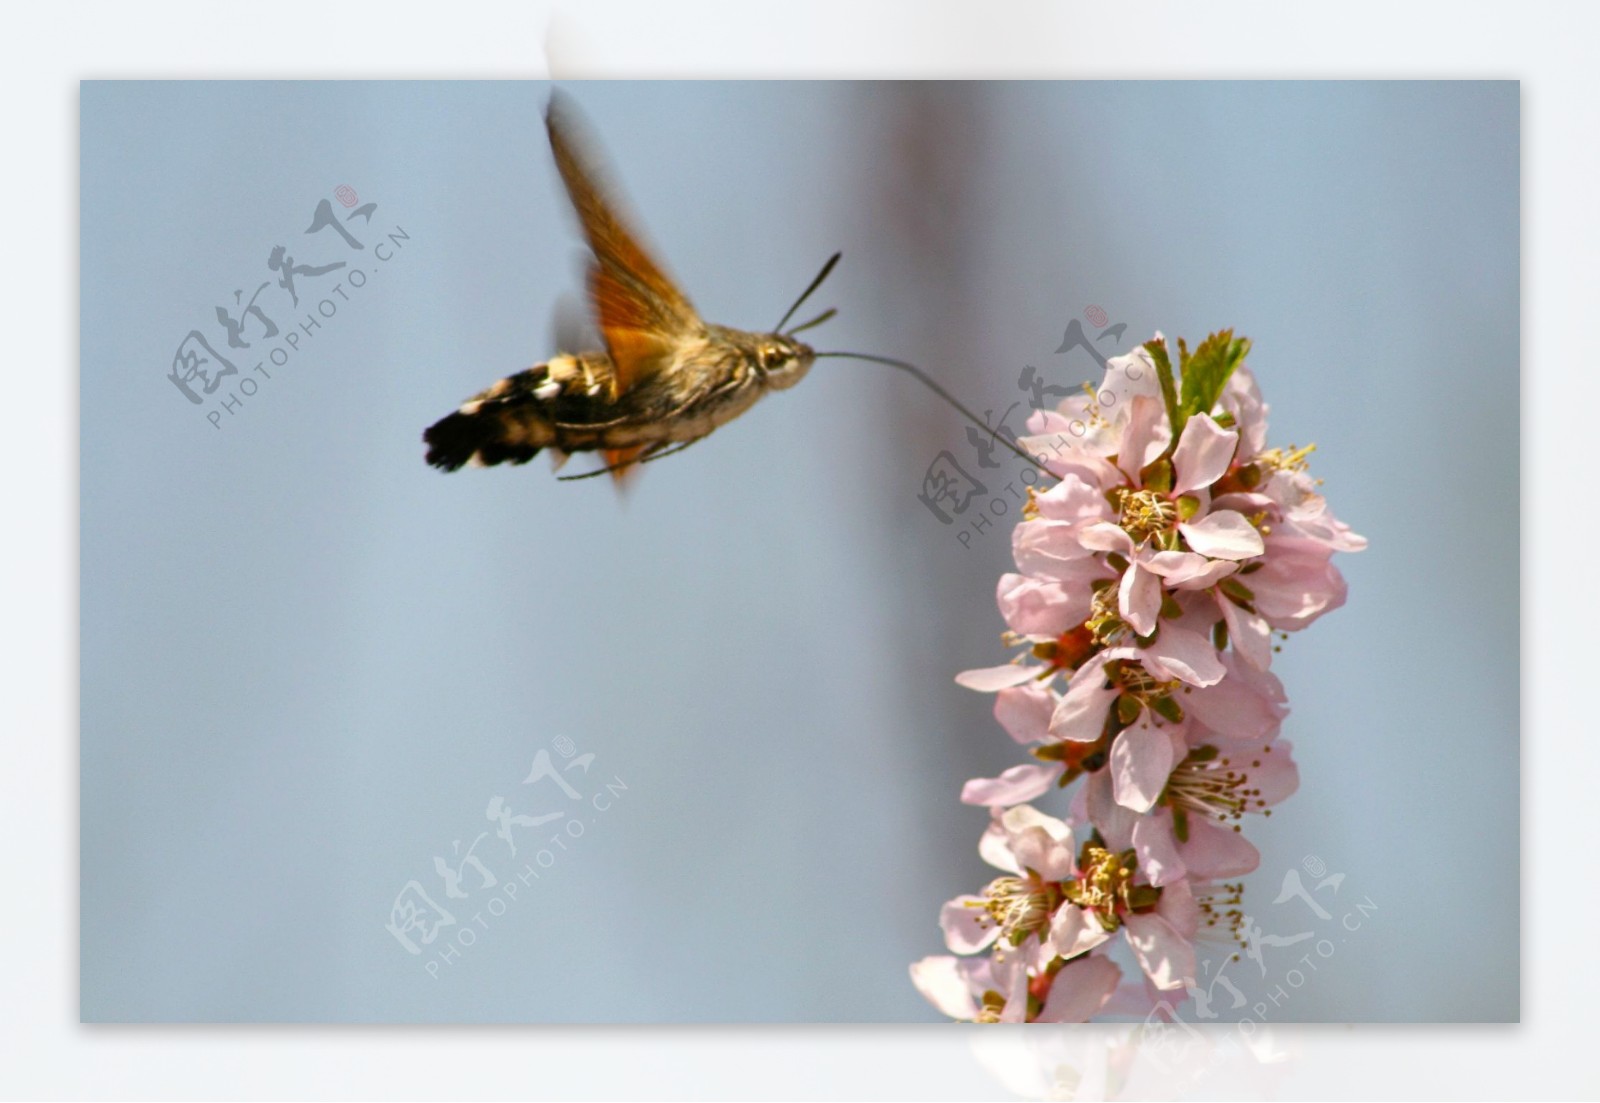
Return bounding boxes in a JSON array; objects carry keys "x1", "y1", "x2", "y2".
[{"x1": 424, "y1": 364, "x2": 568, "y2": 472}]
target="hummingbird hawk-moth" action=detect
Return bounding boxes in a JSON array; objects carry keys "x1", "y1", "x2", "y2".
[{"x1": 423, "y1": 94, "x2": 838, "y2": 483}]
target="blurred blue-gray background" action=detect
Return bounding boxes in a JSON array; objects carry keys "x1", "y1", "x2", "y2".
[{"x1": 81, "y1": 81, "x2": 1517, "y2": 1022}]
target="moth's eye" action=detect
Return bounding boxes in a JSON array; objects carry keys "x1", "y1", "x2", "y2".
[{"x1": 762, "y1": 345, "x2": 787, "y2": 368}]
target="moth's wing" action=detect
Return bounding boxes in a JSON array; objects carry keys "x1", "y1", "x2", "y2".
[{"x1": 545, "y1": 92, "x2": 702, "y2": 401}]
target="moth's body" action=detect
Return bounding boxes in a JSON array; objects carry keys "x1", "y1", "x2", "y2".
[
  {"x1": 423, "y1": 93, "x2": 825, "y2": 483},
  {"x1": 424, "y1": 326, "x2": 811, "y2": 471}
]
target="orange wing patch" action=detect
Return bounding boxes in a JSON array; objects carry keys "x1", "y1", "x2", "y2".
[
  {"x1": 546, "y1": 94, "x2": 701, "y2": 398},
  {"x1": 587, "y1": 265, "x2": 678, "y2": 398}
]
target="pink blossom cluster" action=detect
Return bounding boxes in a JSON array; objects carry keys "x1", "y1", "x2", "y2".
[{"x1": 912, "y1": 332, "x2": 1365, "y2": 1023}]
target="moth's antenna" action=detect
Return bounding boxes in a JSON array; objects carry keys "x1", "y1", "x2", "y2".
[
  {"x1": 816, "y1": 351, "x2": 1053, "y2": 475},
  {"x1": 785, "y1": 307, "x2": 836, "y2": 336},
  {"x1": 774, "y1": 252, "x2": 842, "y2": 334}
]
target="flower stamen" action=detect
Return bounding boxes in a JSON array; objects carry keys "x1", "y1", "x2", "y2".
[
  {"x1": 973, "y1": 875, "x2": 1062, "y2": 947},
  {"x1": 1115, "y1": 488, "x2": 1178, "y2": 543},
  {"x1": 1161, "y1": 745, "x2": 1272, "y2": 828}
]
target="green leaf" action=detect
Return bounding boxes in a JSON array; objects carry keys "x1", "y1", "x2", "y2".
[
  {"x1": 1143, "y1": 337, "x2": 1182, "y2": 442},
  {"x1": 1177, "y1": 329, "x2": 1252, "y2": 426}
]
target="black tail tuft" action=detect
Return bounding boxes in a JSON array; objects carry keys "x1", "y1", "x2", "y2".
[{"x1": 424, "y1": 409, "x2": 542, "y2": 472}]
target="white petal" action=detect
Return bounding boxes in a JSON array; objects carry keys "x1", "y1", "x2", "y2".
[
  {"x1": 940, "y1": 896, "x2": 1000, "y2": 954},
  {"x1": 1124, "y1": 912, "x2": 1196, "y2": 991},
  {"x1": 910, "y1": 956, "x2": 980, "y2": 1021},
  {"x1": 955, "y1": 664, "x2": 1040, "y2": 692}
]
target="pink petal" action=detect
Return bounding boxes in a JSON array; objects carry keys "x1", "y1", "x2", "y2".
[
  {"x1": 955, "y1": 663, "x2": 1040, "y2": 692},
  {"x1": 1143, "y1": 549, "x2": 1211, "y2": 583},
  {"x1": 1141, "y1": 625, "x2": 1226, "y2": 687},
  {"x1": 1172, "y1": 414, "x2": 1239, "y2": 494},
  {"x1": 1025, "y1": 408, "x2": 1074, "y2": 435},
  {"x1": 1000, "y1": 804, "x2": 1075, "y2": 842},
  {"x1": 1179, "y1": 817, "x2": 1261, "y2": 878},
  {"x1": 1248, "y1": 536, "x2": 1349, "y2": 630},
  {"x1": 1227, "y1": 647, "x2": 1289, "y2": 704},
  {"x1": 1085, "y1": 770, "x2": 1138, "y2": 852},
  {"x1": 1117, "y1": 394, "x2": 1166, "y2": 481},
  {"x1": 910, "y1": 956, "x2": 981, "y2": 1021},
  {"x1": 1048, "y1": 903, "x2": 1113, "y2": 960},
  {"x1": 1219, "y1": 365, "x2": 1269, "y2": 457},
  {"x1": 1131, "y1": 808, "x2": 1187, "y2": 887},
  {"x1": 1100, "y1": 980, "x2": 1161, "y2": 1018},
  {"x1": 998, "y1": 574, "x2": 1094, "y2": 637},
  {"x1": 961, "y1": 763, "x2": 1060, "y2": 807},
  {"x1": 1100, "y1": 346, "x2": 1162, "y2": 408},
  {"x1": 1219, "y1": 594, "x2": 1273, "y2": 671},
  {"x1": 1049, "y1": 661, "x2": 1118, "y2": 742},
  {"x1": 979, "y1": 815, "x2": 1021, "y2": 874},
  {"x1": 1210, "y1": 491, "x2": 1274, "y2": 515},
  {"x1": 1183, "y1": 656, "x2": 1287, "y2": 743},
  {"x1": 1110, "y1": 720, "x2": 1176, "y2": 813},
  {"x1": 1240, "y1": 741, "x2": 1300, "y2": 807},
  {"x1": 1179, "y1": 510, "x2": 1265, "y2": 560},
  {"x1": 1013, "y1": 520, "x2": 1098, "y2": 580},
  {"x1": 1035, "y1": 472, "x2": 1111, "y2": 525},
  {"x1": 1124, "y1": 911, "x2": 1196, "y2": 990},
  {"x1": 1168, "y1": 558, "x2": 1241, "y2": 591},
  {"x1": 1118, "y1": 561, "x2": 1162, "y2": 637},
  {"x1": 940, "y1": 895, "x2": 999, "y2": 954},
  {"x1": 1156, "y1": 876, "x2": 1201, "y2": 939},
  {"x1": 994, "y1": 683, "x2": 1056, "y2": 745},
  {"x1": 1009, "y1": 825, "x2": 1078, "y2": 883},
  {"x1": 1037, "y1": 954, "x2": 1122, "y2": 1023},
  {"x1": 1079, "y1": 521, "x2": 1135, "y2": 556},
  {"x1": 995, "y1": 954, "x2": 1032, "y2": 1023}
]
